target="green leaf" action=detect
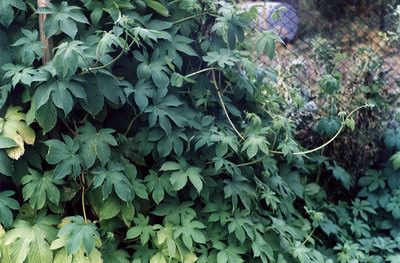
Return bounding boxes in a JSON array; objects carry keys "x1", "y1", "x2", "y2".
[
  {"x1": 101, "y1": 242, "x2": 130, "y2": 263},
  {"x1": 255, "y1": 31, "x2": 281, "y2": 59},
  {"x1": 77, "y1": 123, "x2": 117, "y2": 168},
  {"x1": 0, "y1": 0, "x2": 26, "y2": 27},
  {"x1": 92, "y1": 161, "x2": 133, "y2": 202},
  {"x1": 0, "y1": 150, "x2": 13, "y2": 176},
  {"x1": 2, "y1": 218, "x2": 57, "y2": 263},
  {"x1": 11, "y1": 29, "x2": 44, "y2": 65},
  {"x1": 53, "y1": 216, "x2": 100, "y2": 256},
  {"x1": 143, "y1": 0, "x2": 169, "y2": 17},
  {"x1": 2, "y1": 64, "x2": 39, "y2": 87},
  {"x1": 33, "y1": 78, "x2": 86, "y2": 116},
  {"x1": 329, "y1": 164, "x2": 352, "y2": 190},
  {"x1": 0, "y1": 190, "x2": 19, "y2": 228},
  {"x1": 174, "y1": 217, "x2": 206, "y2": 249},
  {"x1": 390, "y1": 152, "x2": 400, "y2": 170},
  {"x1": 385, "y1": 129, "x2": 400, "y2": 150},
  {"x1": 35, "y1": 100, "x2": 58, "y2": 134},
  {"x1": 144, "y1": 170, "x2": 171, "y2": 204},
  {"x1": 36, "y1": 1, "x2": 89, "y2": 39},
  {"x1": 45, "y1": 136, "x2": 83, "y2": 179},
  {"x1": 0, "y1": 136, "x2": 18, "y2": 149},
  {"x1": 21, "y1": 169, "x2": 61, "y2": 209},
  {"x1": 320, "y1": 74, "x2": 340, "y2": 94},
  {"x1": 53, "y1": 41, "x2": 87, "y2": 78},
  {"x1": 96, "y1": 31, "x2": 123, "y2": 58},
  {"x1": 167, "y1": 164, "x2": 203, "y2": 193},
  {"x1": 317, "y1": 117, "x2": 341, "y2": 138},
  {"x1": 99, "y1": 196, "x2": 121, "y2": 221},
  {"x1": 126, "y1": 214, "x2": 155, "y2": 245},
  {"x1": 203, "y1": 49, "x2": 240, "y2": 68},
  {"x1": 242, "y1": 134, "x2": 269, "y2": 159},
  {"x1": 216, "y1": 245, "x2": 245, "y2": 263}
]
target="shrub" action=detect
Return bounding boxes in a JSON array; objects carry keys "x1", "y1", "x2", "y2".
[{"x1": 0, "y1": 0, "x2": 388, "y2": 262}]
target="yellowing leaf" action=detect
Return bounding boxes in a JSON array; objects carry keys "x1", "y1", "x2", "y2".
[
  {"x1": 0, "y1": 106, "x2": 35, "y2": 160},
  {"x1": 150, "y1": 252, "x2": 167, "y2": 263}
]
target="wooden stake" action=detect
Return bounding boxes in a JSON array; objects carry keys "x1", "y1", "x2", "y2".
[{"x1": 37, "y1": 0, "x2": 53, "y2": 64}]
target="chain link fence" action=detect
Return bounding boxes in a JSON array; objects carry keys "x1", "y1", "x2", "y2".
[{"x1": 247, "y1": 3, "x2": 400, "y2": 106}]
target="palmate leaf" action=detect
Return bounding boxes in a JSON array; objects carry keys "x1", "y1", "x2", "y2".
[
  {"x1": 91, "y1": 161, "x2": 133, "y2": 202},
  {"x1": 53, "y1": 247, "x2": 103, "y2": 263},
  {"x1": 32, "y1": 78, "x2": 86, "y2": 122},
  {"x1": 329, "y1": 164, "x2": 352, "y2": 190},
  {"x1": 36, "y1": 1, "x2": 89, "y2": 39},
  {"x1": 174, "y1": 217, "x2": 206, "y2": 249},
  {"x1": 390, "y1": 152, "x2": 400, "y2": 170},
  {"x1": 80, "y1": 71, "x2": 122, "y2": 115},
  {"x1": 1, "y1": 218, "x2": 57, "y2": 263},
  {"x1": 242, "y1": 134, "x2": 269, "y2": 159},
  {"x1": 160, "y1": 161, "x2": 204, "y2": 193},
  {"x1": 11, "y1": 29, "x2": 44, "y2": 65},
  {"x1": 384, "y1": 129, "x2": 400, "y2": 150},
  {"x1": 134, "y1": 50, "x2": 171, "y2": 89},
  {"x1": 224, "y1": 174, "x2": 257, "y2": 211},
  {"x1": 0, "y1": 106, "x2": 35, "y2": 160},
  {"x1": 0, "y1": 0, "x2": 26, "y2": 27},
  {"x1": 152, "y1": 201, "x2": 196, "y2": 225},
  {"x1": 216, "y1": 245, "x2": 246, "y2": 263},
  {"x1": 144, "y1": 170, "x2": 172, "y2": 204},
  {"x1": 45, "y1": 136, "x2": 83, "y2": 180},
  {"x1": 203, "y1": 49, "x2": 240, "y2": 68},
  {"x1": 96, "y1": 31, "x2": 123, "y2": 58},
  {"x1": 145, "y1": 90, "x2": 186, "y2": 136},
  {"x1": 77, "y1": 122, "x2": 117, "y2": 168},
  {"x1": 126, "y1": 214, "x2": 155, "y2": 245},
  {"x1": 21, "y1": 169, "x2": 61, "y2": 210},
  {"x1": 157, "y1": 34, "x2": 198, "y2": 70},
  {"x1": 0, "y1": 191, "x2": 19, "y2": 228},
  {"x1": 317, "y1": 116, "x2": 341, "y2": 138},
  {"x1": 1, "y1": 64, "x2": 40, "y2": 87},
  {"x1": 125, "y1": 79, "x2": 154, "y2": 112},
  {"x1": 101, "y1": 242, "x2": 130, "y2": 263},
  {"x1": 255, "y1": 31, "x2": 281, "y2": 59},
  {"x1": 52, "y1": 216, "x2": 101, "y2": 256},
  {"x1": 53, "y1": 41, "x2": 88, "y2": 78}
]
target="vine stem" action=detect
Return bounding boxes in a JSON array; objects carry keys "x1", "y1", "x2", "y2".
[
  {"x1": 81, "y1": 32, "x2": 137, "y2": 74},
  {"x1": 81, "y1": 173, "x2": 88, "y2": 223},
  {"x1": 236, "y1": 104, "x2": 372, "y2": 167},
  {"x1": 212, "y1": 70, "x2": 245, "y2": 140},
  {"x1": 124, "y1": 113, "x2": 141, "y2": 136},
  {"x1": 185, "y1": 67, "x2": 218, "y2": 79},
  {"x1": 172, "y1": 12, "x2": 212, "y2": 25},
  {"x1": 301, "y1": 227, "x2": 316, "y2": 246}
]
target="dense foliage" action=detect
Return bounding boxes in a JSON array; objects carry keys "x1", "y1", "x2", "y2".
[{"x1": 0, "y1": 0, "x2": 399, "y2": 262}]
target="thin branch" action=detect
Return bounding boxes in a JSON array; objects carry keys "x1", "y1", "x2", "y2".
[
  {"x1": 124, "y1": 113, "x2": 141, "y2": 136},
  {"x1": 173, "y1": 12, "x2": 210, "y2": 24},
  {"x1": 185, "y1": 67, "x2": 218, "y2": 79},
  {"x1": 81, "y1": 173, "x2": 88, "y2": 223},
  {"x1": 212, "y1": 70, "x2": 245, "y2": 141}
]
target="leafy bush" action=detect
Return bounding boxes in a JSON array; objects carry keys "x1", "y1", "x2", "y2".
[
  {"x1": 0, "y1": 0, "x2": 347, "y2": 262},
  {"x1": 1, "y1": 0, "x2": 398, "y2": 262}
]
